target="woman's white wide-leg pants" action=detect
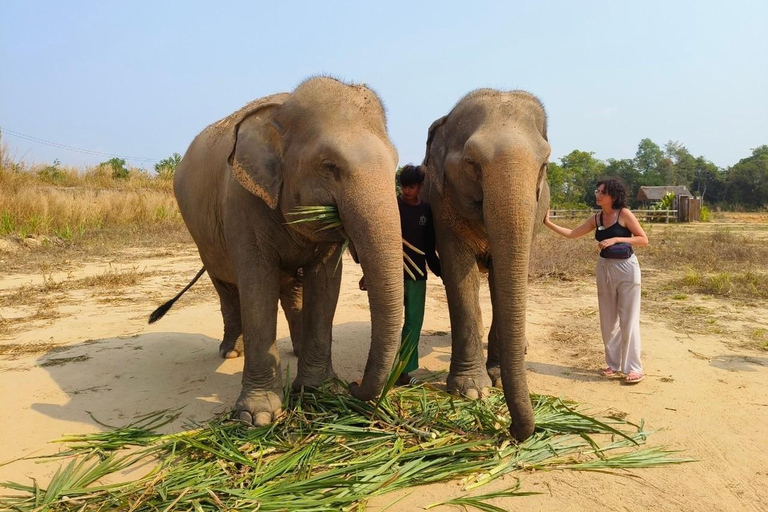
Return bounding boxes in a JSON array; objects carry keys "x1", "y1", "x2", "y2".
[{"x1": 596, "y1": 254, "x2": 643, "y2": 374}]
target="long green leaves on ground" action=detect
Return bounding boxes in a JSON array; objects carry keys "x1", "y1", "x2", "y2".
[{"x1": 0, "y1": 382, "x2": 691, "y2": 512}]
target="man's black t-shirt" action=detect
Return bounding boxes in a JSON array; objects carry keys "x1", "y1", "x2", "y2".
[{"x1": 399, "y1": 196, "x2": 441, "y2": 281}]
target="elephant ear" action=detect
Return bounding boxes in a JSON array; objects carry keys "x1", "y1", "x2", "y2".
[
  {"x1": 228, "y1": 104, "x2": 284, "y2": 209},
  {"x1": 536, "y1": 163, "x2": 548, "y2": 203},
  {"x1": 423, "y1": 115, "x2": 448, "y2": 196}
]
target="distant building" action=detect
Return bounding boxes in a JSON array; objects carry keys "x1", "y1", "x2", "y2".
[
  {"x1": 637, "y1": 186, "x2": 692, "y2": 205},
  {"x1": 637, "y1": 186, "x2": 699, "y2": 222}
]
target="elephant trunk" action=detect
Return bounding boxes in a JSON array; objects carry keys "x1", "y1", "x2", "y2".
[
  {"x1": 340, "y1": 185, "x2": 403, "y2": 400},
  {"x1": 483, "y1": 162, "x2": 537, "y2": 442}
]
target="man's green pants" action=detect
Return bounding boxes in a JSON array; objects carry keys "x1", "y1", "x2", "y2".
[{"x1": 401, "y1": 279, "x2": 427, "y2": 374}]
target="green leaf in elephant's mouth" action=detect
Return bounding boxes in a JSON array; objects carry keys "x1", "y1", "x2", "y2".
[
  {"x1": 286, "y1": 206, "x2": 347, "y2": 272},
  {"x1": 286, "y1": 205, "x2": 427, "y2": 279}
]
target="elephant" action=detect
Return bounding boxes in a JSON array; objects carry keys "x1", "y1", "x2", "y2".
[
  {"x1": 422, "y1": 89, "x2": 550, "y2": 441},
  {"x1": 157, "y1": 77, "x2": 404, "y2": 426}
]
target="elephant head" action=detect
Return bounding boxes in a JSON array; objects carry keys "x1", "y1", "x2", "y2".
[
  {"x1": 226, "y1": 77, "x2": 404, "y2": 400},
  {"x1": 425, "y1": 89, "x2": 550, "y2": 441}
]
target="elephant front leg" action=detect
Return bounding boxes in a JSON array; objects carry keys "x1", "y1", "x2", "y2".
[
  {"x1": 292, "y1": 249, "x2": 342, "y2": 391},
  {"x1": 441, "y1": 236, "x2": 492, "y2": 399},
  {"x1": 236, "y1": 267, "x2": 284, "y2": 426}
]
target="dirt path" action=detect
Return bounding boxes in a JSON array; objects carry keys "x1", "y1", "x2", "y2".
[{"x1": 1, "y1": 247, "x2": 766, "y2": 511}]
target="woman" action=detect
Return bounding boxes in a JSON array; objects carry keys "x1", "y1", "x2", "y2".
[{"x1": 543, "y1": 178, "x2": 649, "y2": 384}]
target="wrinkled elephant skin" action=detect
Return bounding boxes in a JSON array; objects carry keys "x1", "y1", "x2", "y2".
[
  {"x1": 174, "y1": 78, "x2": 404, "y2": 425},
  {"x1": 422, "y1": 89, "x2": 551, "y2": 441}
]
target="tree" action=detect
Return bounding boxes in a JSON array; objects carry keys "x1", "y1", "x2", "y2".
[
  {"x1": 558, "y1": 150, "x2": 606, "y2": 207},
  {"x1": 155, "y1": 153, "x2": 182, "y2": 180},
  {"x1": 604, "y1": 158, "x2": 640, "y2": 207},
  {"x1": 724, "y1": 145, "x2": 768, "y2": 208},
  {"x1": 634, "y1": 138, "x2": 664, "y2": 186},
  {"x1": 662, "y1": 141, "x2": 696, "y2": 185},
  {"x1": 101, "y1": 157, "x2": 129, "y2": 180},
  {"x1": 545, "y1": 161, "x2": 568, "y2": 206},
  {"x1": 690, "y1": 157, "x2": 724, "y2": 202}
]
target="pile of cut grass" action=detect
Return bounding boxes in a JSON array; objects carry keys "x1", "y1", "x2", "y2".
[{"x1": 0, "y1": 381, "x2": 690, "y2": 512}]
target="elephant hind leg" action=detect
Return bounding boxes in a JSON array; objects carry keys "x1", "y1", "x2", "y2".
[
  {"x1": 211, "y1": 277, "x2": 244, "y2": 358},
  {"x1": 280, "y1": 269, "x2": 303, "y2": 357},
  {"x1": 486, "y1": 319, "x2": 502, "y2": 389}
]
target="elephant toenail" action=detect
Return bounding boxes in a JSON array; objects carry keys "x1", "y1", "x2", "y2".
[
  {"x1": 238, "y1": 411, "x2": 253, "y2": 425},
  {"x1": 464, "y1": 388, "x2": 479, "y2": 400},
  {"x1": 225, "y1": 350, "x2": 239, "y2": 359},
  {"x1": 253, "y1": 412, "x2": 272, "y2": 426}
]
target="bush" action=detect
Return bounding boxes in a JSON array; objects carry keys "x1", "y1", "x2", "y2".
[
  {"x1": 38, "y1": 159, "x2": 65, "y2": 184},
  {"x1": 155, "y1": 153, "x2": 182, "y2": 180},
  {"x1": 101, "y1": 157, "x2": 130, "y2": 180},
  {"x1": 651, "y1": 191, "x2": 675, "y2": 211},
  {"x1": 700, "y1": 205, "x2": 711, "y2": 222}
]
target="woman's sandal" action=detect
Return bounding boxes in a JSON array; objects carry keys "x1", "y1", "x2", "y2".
[
  {"x1": 624, "y1": 372, "x2": 645, "y2": 384},
  {"x1": 600, "y1": 368, "x2": 621, "y2": 378}
]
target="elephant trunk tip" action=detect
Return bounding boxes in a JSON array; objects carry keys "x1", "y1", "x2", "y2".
[{"x1": 509, "y1": 419, "x2": 535, "y2": 442}]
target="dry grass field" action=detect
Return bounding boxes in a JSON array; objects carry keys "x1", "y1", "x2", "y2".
[{"x1": 1, "y1": 168, "x2": 766, "y2": 510}]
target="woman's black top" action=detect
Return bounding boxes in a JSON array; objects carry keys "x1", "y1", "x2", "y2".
[{"x1": 594, "y1": 210, "x2": 634, "y2": 259}]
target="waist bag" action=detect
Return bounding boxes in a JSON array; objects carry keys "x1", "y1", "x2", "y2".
[{"x1": 600, "y1": 242, "x2": 634, "y2": 259}]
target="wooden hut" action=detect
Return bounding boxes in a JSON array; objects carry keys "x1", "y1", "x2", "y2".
[{"x1": 637, "y1": 186, "x2": 700, "y2": 221}]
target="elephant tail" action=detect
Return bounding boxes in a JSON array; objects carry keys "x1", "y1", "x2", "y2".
[{"x1": 148, "y1": 267, "x2": 207, "y2": 324}]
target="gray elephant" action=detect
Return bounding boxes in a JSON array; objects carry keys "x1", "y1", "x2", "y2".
[
  {"x1": 156, "y1": 77, "x2": 404, "y2": 426},
  {"x1": 422, "y1": 89, "x2": 550, "y2": 441}
]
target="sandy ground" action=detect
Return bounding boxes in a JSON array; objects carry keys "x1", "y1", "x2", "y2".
[{"x1": 1, "y1": 245, "x2": 767, "y2": 511}]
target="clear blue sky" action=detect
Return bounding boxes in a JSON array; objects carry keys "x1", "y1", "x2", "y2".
[{"x1": 1, "y1": 0, "x2": 766, "y2": 170}]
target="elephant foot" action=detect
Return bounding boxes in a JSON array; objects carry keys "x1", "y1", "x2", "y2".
[
  {"x1": 486, "y1": 365, "x2": 502, "y2": 389},
  {"x1": 291, "y1": 365, "x2": 337, "y2": 392},
  {"x1": 291, "y1": 339, "x2": 301, "y2": 358},
  {"x1": 235, "y1": 388, "x2": 283, "y2": 426},
  {"x1": 219, "y1": 335, "x2": 244, "y2": 359},
  {"x1": 447, "y1": 372, "x2": 492, "y2": 400}
]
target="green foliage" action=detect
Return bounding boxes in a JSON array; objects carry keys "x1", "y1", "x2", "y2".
[
  {"x1": 723, "y1": 145, "x2": 768, "y2": 209},
  {"x1": 154, "y1": 152, "x2": 182, "y2": 180},
  {"x1": 699, "y1": 205, "x2": 711, "y2": 222},
  {"x1": 651, "y1": 191, "x2": 675, "y2": 210},
  {"x1": 101, "y1": 157, "x2": 129, "y2": 180},
  {"x1": 0, "y1": 388, "x2": 690, "y2": 511},
  {"x1": 634, "y1": 138, "x2": 664, "y2": 184},
  {"x1": 37, "y1": 158, "x2": 65, "y2": 184},
  {"x1": 547, "y1": 150, "x2": 605, "y2": 208},
  {"x1": 0, "y1": 210, "x2": 14, "y2": 235}
]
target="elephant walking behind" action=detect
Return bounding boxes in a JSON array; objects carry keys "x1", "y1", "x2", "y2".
[
  {"x1": 423, "y1": 89, "x2": 551, "y2": 441},
  {"x1": 163, "y1": 77, "x2": 404, "y2": 426}
]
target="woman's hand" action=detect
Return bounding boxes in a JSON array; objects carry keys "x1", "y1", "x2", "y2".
[{"x1": 598, "y1": 238, "x2": 618, "y2": 250}]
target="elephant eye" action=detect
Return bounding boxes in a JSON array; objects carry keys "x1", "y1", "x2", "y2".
[
  {"x1": 319, "y1": 160, "x2": 341, "y2": 179},
  {"x1": 463, "y1": 156, "x2": 481, "y2": 181}
]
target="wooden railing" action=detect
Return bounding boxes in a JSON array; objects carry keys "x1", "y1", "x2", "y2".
[{"x1": 550, "y1": 209, "x2": 679, "y2": 223}]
